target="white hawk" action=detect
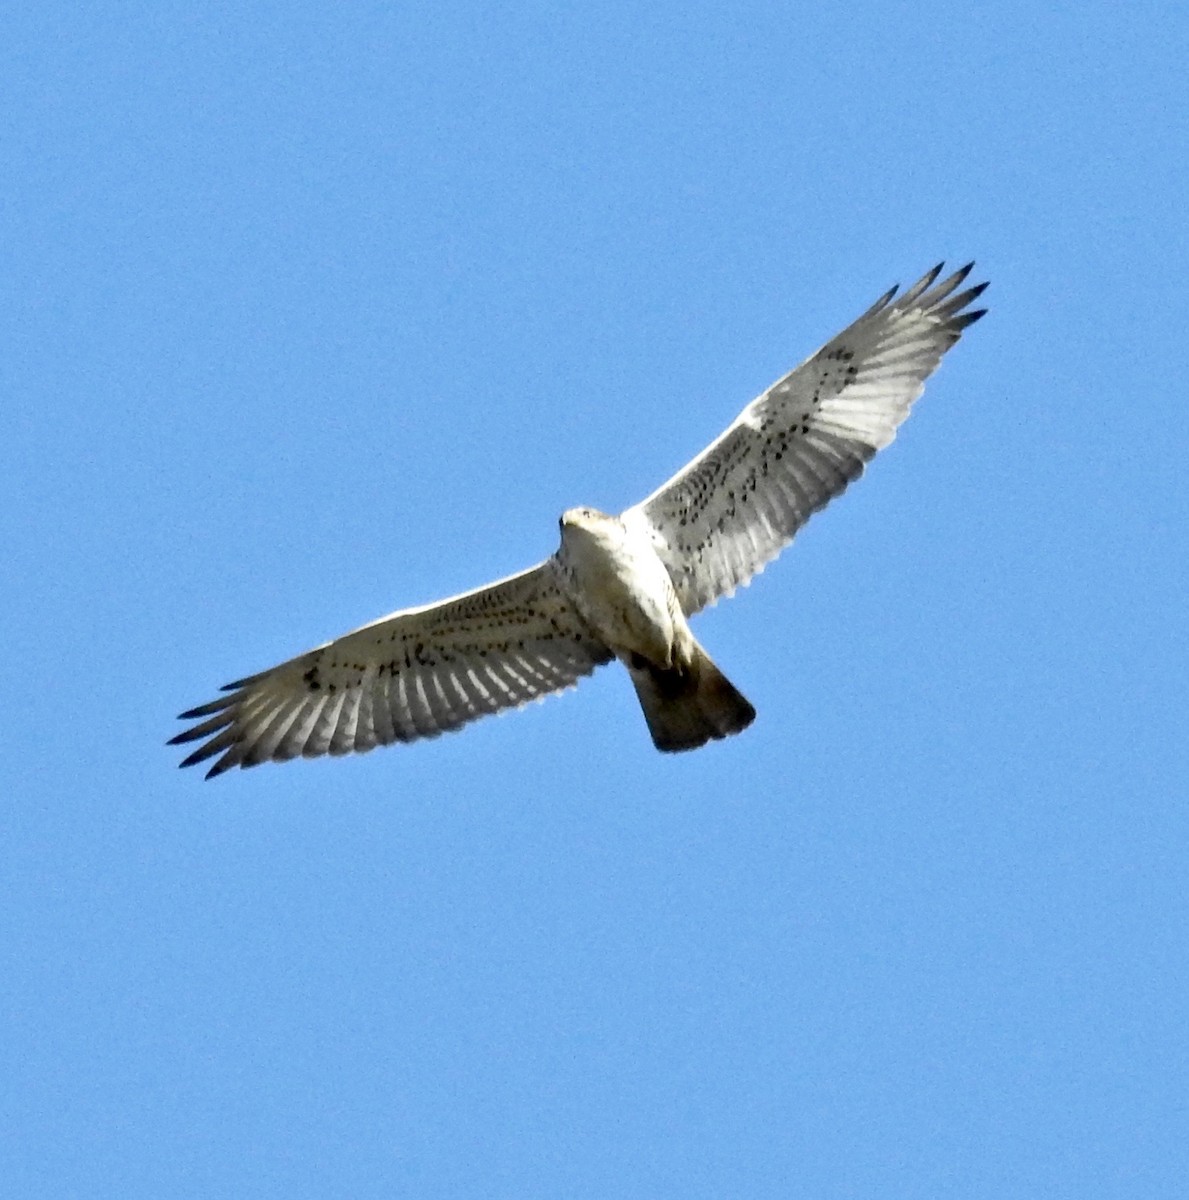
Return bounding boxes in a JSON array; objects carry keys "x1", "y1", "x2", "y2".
[{"x1": 172, "y1": 263, "x2": 987, "y2": 778}]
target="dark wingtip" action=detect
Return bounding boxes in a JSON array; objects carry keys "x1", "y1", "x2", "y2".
[
  {"x1": 173, "y1": 754, "x2": 229, "y2": 781},
  {"x1": 179, "y1": 746, "x2": 210, "y2": 769},
  {"x1": 864, "y1": 283, "x2": 898, "y2": 316}
]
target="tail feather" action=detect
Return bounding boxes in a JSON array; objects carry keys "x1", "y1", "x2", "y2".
[{"x1": 629, "y1": 644, "x2": 756, "y2": 752}]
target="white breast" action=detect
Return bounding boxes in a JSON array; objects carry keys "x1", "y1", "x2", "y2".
[{"x1": 558, "y1": 516, "x2": 679, "y2": 663}]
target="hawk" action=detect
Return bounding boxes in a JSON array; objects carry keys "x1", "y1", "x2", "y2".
[{"x1": 172, "y1": 263, "x2": 986, "y2": 778}]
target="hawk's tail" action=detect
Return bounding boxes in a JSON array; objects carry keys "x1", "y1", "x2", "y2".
[{"x1": 629, "y1": 642, "x2": 756, "y2": 753}]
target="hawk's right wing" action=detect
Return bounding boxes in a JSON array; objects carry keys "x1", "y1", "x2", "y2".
[
  {"x1": 170, "y1": 559, "x2": 612, "y2": 778},
  {"x1": 623, "y1": 263, "x2": 987, "y2": 615}
]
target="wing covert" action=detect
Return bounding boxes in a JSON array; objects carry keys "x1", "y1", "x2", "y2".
[
  {"x1": 622, "y1": 263, "x2": 987, "y2": 614},
  {"x1": 170, "y1": 559, "x2": 612, "y2": 778}
]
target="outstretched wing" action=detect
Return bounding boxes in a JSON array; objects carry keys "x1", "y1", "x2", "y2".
[
  {"x1": 622, "y1": 263, "x2": 987, "y2": 615},
  {"x1": 170, "y1": 560, "x2": 612, "y2": 779}
]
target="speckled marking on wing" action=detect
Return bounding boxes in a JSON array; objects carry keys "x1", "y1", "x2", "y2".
[{"x1": 169, "y1": 561, "x2": 613, "y2": 778}]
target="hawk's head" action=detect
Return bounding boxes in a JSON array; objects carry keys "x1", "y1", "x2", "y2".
[{"x1": 559, "y1": 506, "x2": 615, "y2": 534}]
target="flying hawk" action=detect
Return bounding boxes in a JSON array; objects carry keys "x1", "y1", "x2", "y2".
[{"x1": 172, "y1": 263, "x2": 986, "y2": 778}]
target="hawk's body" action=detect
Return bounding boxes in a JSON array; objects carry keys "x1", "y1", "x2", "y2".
[
  {"x1": 172, "y1": 263, "x2": 987, "y2": 778},
  {"x1": 558, "y1": 506, "x2": 686, "y2": 669},
  {"x1": 558, "y1": 506, "x2": 756, "y2": 750}
]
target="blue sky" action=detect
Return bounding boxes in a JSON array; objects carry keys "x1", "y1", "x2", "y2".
[{"x1": 4, "y1": 2, "x2": 1187, "y2": 1196}]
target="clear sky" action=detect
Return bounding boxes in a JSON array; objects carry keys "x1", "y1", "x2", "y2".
[{"x1": 4, "y1": 2, "x2": 1187, "y2": 1197}]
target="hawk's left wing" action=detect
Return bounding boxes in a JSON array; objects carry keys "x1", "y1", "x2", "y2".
[
  {"x1": 622, "y1": 263, "x2": 987, "y2": 615},
  {"x1": 170, "y1": 559, "x2": 612, "y2": 778}
]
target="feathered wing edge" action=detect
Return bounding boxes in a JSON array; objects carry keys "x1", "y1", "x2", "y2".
[
  {"x1": 623, "y1": 263, "x2": 987, "y2": 613},
  {"x1": 170, "y1": 560, "x2": 613, "y2": 779}
]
